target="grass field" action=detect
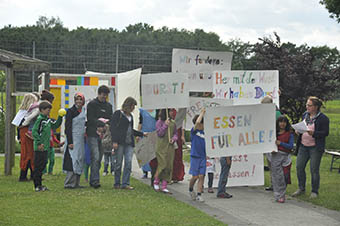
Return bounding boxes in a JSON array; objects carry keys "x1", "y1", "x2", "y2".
[
  {"x1": 0, "y1": 157, "x2": 226, "y2": 226},
  {"x1": 264, "y1": 154, "x2": 340, "y2": 211}
]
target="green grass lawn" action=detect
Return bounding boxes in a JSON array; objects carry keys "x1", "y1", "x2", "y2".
[
  {"x1": 0, "y1": 157, "x2": 226, "y2": 226},
  {"x1": 264, "y1": 154, "x2": 340, "y2": 211}
]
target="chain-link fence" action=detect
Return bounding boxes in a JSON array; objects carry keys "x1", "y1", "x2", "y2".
[{"x1": 1, "y1": 41, "x2": 220, "y2": 92}]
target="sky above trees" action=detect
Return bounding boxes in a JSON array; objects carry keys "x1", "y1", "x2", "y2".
[{"x1": 0, "y1": 0, "x2": 339, "y2": 49}]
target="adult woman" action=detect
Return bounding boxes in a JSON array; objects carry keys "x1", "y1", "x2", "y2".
[
  {"x1": 17, "y1": 93, "x2": 38, "y2": 181},
  {"x1": 111, "y1": 97, "x2": 146, "y2": 190},
  {"x1": 293, "y1": 96, "x2": 329, "y2": 198},
  {"x1": 63, "y1": 93, "x2": 86, "y2": 189}
]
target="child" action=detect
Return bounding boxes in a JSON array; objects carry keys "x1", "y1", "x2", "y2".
[
  {"x1": 43, "y1": 126, "x2": 64, "y2": 175},
  {"x1": 206, "y1": 157, "x2": 216, "y2": 193},
  {"x1": 154, "y1": 109, "x2": 178, "y2": 193},
  {"x1": 101, "y1": 119, "x2": 115, "y2": 176},
  {"x1": 272, "y1": 115, "x2": 294, "y2": 203},
  {"x1": 32, "y1": 101, "x2": 63, "y2": 192},
  {"x1": 189, "y1": 108, "x2": 206, "y2": 202}
]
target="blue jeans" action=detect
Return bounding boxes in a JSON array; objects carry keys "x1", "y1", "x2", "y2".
[
  {"x1": 114, "y1": 144, "x2": 133, "y2": 187},
  {"x1": 296, "y1": 145, "x2": 323, "y2": 194},
  {"x1": 88, "y1": 136, "x2": 103, "y2": 185},
  {"x1": 217, "y1": 157, "x2": 232, "y2": 195}
]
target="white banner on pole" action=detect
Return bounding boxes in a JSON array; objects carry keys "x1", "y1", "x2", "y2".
[
  {"x1": 205, "y1": 104, "x2": 276, "y2": 157},
  {"x1": 185, "y1": 97, "x2": 233, "y2": 130},
  {"x1": 206, "y1": 154, "x2": 264, "y2": 187},
  {"x1": 213, "y1": 70, "x2": 279, "y2": 106},
  {"x1": 172, "y1": 48, "x2": 233, "y2": 92},
  {"x1": 141, "y1": 72, "x2": 189, "y2": 109},
  {"x1": 134, "y1": 131, "x2": 157, "y2": 168}
]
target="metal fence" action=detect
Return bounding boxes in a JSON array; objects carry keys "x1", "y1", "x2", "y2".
[{"x1": 0, "y1": 41, "x2": 215, "y2": 92}]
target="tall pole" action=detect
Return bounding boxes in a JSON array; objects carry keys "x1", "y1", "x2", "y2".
[{"x1": 32, "y1": 41, "x2": 35, "y2": 91}]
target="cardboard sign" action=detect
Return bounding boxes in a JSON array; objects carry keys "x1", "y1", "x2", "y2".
[
  {"x1": 213, "y1": 70, "x2": 279, "y2": 106},
  {"x1": 185, "y1": 97, "x2": 233, "y2": 130},
  {"x1": 204, "y1": 104, "x2": 276, "y2": 157},
  {"x1": 172, "y1": 48, "x2": 233, "y2": 92},
  {"x1": 134, "y1": 131, "x2": 157, "y2": 167},
  {"x1": 141, "y1": 72, "x2": 189, "y2": 109},
  {"x1": 205, "y1": 154, "x2": 264, "y2": 187}
]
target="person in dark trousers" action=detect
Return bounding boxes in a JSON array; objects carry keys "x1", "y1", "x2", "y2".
[
  {"x1": 32, "y1": 101, "x2": 63, "y2": 191},
  {"x1": 86, "y1": 85, "x2": 113, "y2": 189}
]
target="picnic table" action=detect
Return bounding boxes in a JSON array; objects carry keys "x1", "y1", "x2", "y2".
[{"x1": 325, "y1": 150, "x2": 340, "y2": 173}]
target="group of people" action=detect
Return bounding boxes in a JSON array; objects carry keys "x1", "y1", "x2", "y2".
[
  {"x1": 262, "y1": 96, "x2": 329, "y2": 203},
  {"x1": 15, "y1": 87, "x2": 329, "y2": 204}
]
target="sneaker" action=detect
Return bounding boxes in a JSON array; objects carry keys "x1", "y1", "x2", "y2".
[
  {"x1": 122, "y1": 186, "x2": 134, "y2": 190},
  {"x1": 277, "y1": 197, "x2": 285, "y2": 203},
  {"x1": 310, "y1": 192, "x2": 318, "y2": 199},
  {"x1": 196, "y1": 195, "x2": 205, "y2": 202},
  {"x1": 111, "y1": 172, "x2": 114, "y2": 176},
  {"x1": 102, "y1": 172, "x2": 108, "y2": 176},
  {"x1": 265, "y1": 186, "x2": 273, "y2": 191},
  {"x1": 35, "y1": 186, "x2": 42, "y2": 192},
  {"x1": 91, "y1": 183, "x2": 101, "y2": 189},
  {"x1": 162, "y1": 188, "x2": 170, "y2": 193},
  {"x1": 217, "y1": 192, "x2": 233, "y2": 199},
  {"x1": 153, "y1": 183, "x2": 160, "y2": 191},
  {"x1": 113, "y1": 185, "x2": 120, "y2": 189},
  {"x1": 189, "y1": 191, "x2": 197, "y2": 201},
  {"x1": 41, "y1": 186, "x2": 49, "y2": 191},
  {"x1": 208, "y1": 188, "x2": 214, "y2": 193},
  {"x1": 292, "y1": 189, "x2": 305, "y2": 197}
]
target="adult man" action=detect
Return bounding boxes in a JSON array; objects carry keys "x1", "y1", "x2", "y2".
[{"x1": 86, "y1": 85, "x2": 113, "y2": 188}]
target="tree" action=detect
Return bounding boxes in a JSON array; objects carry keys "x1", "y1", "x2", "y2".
[
  {"x1": 36, "y1": 16, "x2": 64, "y2": 29},
  {"x1": 320, "y1": 0, "x2": 340, "y2": 23},
  {"x1": 252, "y1": 33, "x2": 340, "y2": 123}
]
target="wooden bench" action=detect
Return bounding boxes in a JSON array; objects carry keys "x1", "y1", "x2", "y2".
[{"x1": 325, "y1": 150, "x2": 340, "y2": 173}]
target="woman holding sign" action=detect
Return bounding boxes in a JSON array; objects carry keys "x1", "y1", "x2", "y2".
[
  {"x1": 153, "y1": 109, "x2": 178, "y2": 193},
  {"x1": 293, "y1": 97, "x2": 329, "y2": 199}
]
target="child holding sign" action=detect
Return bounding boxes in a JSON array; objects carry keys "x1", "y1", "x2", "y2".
[
  {"x1": 153, "y1": 109, "x2": 178, "y2": 193},
  {"x1": 189, "y1": 108, "x2": 206, "y2": 202}
]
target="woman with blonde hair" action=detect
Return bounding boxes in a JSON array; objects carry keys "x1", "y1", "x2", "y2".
[
  {"x1": 17, "y1": 93, "x2": 38, "y2": 181},
  {"x1": 293, "y1": 96, "x2": 329, "y2": 199}
]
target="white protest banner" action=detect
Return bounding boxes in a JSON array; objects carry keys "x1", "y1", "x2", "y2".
[
  {"x1": 141, "y1": 72, "x2": 189, "y2": 109},
  {"x1": 205, "y1": 154, "x2": 264, "y2": 187},
  {"x1": 134, "y1": 131, "x2": 157, "y2": 168},
  {"x1": 213, "y1": 70, "x2": 279, "y2": 106},
  {"x1": 205, "y1": 104, "x2": 276, "y2": 157},
  {"x1": 172, "y1": 48, "x2": 233, "y2": 92},
  {"x1": 185, "y1": 97, "x2": 233, "y2": 130}
]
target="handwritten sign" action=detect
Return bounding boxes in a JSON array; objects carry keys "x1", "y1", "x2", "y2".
[
  {"x1": 205, "y1": 154, "x2": 264, "y2": 187},
  {"x1": 172, "y1": 48, "x2": 233, "y2": 92},
  {"x1": 205, "y1": 104, "x2": 276, "y2": 157},
  {"x1": 141, "y1": 72, "x2": 189, "y2": 109},
  {"x1": 134, "y1": 131, "x2": 157, "y2": 168},
  {"x1": 213, "y1": 70, "x2": 279, "y2": 106},
  {"x1": 185, "y1": 97, "x2": 233, "y2": 130}
]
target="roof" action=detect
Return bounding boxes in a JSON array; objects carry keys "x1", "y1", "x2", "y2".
[{"x1": 0, "y1": 48, "x2": 50, "y2": 71}]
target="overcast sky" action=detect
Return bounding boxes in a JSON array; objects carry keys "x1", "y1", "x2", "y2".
[{"x1": 1, "y1": 0, "x2": 339, "y2": 49}]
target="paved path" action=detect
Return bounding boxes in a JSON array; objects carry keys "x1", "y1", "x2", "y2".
[{"x1": 130, "y1": 156, "x2": 340, "y2": 226}]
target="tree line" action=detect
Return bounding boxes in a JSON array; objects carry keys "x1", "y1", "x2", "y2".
[{"x1": 0, "y1": 16, "x2": 340, "y2": 123}]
